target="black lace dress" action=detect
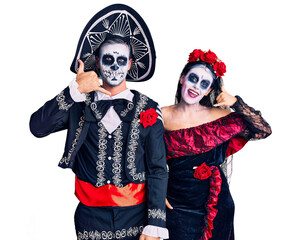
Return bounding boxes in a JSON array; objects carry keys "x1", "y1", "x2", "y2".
[{"x1": 164, "y1": 96, "x2": 271, "y2": 240}]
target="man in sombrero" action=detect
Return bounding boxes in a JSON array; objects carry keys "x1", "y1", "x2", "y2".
[{"x1": 30, "y1": 4, "x2": 168, "y2": 240}]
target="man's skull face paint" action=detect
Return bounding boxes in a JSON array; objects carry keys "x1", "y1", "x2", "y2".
[
  {"x1": 181, "y1": 65, "x2": 214, "y2": 105},
  {"x1": 99, "y1": 43, "x2": 131, "y2": 86}
]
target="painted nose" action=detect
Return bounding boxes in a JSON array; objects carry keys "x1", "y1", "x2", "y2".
[{"x1": 111, "y1": 64, "x2": 119, "y2": 71}]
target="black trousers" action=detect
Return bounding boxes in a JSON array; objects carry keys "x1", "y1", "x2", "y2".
[{"x1": 75, "y1": 202, "x2": 147, "y2": 240}]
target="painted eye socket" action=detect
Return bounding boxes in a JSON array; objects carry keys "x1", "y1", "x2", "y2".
[
  {"x1": 200, "y1": 80, "x2": 210, "y2": 89},
  {"x1": 117, "y1": 56, "x2": 128, "y2": 66},
  {"x1": 188, "y1": 73, "x2": 199, "y2": 83},
  {"x1": 102, "y1": 54, "x2": 114, "y2": 66}
]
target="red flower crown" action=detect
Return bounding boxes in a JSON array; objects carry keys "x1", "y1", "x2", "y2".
[{"x1": 188, "y1": 49, "x2": 226, "y2": 77}]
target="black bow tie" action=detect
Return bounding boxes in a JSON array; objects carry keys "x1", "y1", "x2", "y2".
[{"x1": 85, "y1": 98, "x2": 134, "y2": 122}]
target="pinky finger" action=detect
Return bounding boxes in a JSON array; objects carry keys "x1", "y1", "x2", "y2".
[
  {"x1": 213, "y1": 102, "x2": 225, "y2": 107},
  {"x1": 96, "y1": 87, "x2": 111, "y2": 96}
]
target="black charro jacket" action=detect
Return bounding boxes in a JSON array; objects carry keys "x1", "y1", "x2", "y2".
[{"x1": 30, "y1": 86, "x2": 168, "y2": 228}]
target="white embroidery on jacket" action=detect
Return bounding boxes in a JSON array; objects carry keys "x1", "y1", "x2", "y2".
[
  {"x1": 56, "y1": 90, "x2": 74, "y2": 111},
  {"x1": 126, "y1": 93, "x2": 148, "y2": 181},
  {"x1": 59, "y1": 113, "x2": 85, "y2": 166},
  {"x1": 112, "y1": 124, "x2": 123, "y2": 187},
  {"x1": 148, "y1": 209, "x2": 166, "y2": 222},
  {"x1": 120, "y1": 102, "x2": 134, "y2": 117},
  {"x1": 91, "y1": 102, "x2": 102, "y2": 120},
  {"x1": 96, "y1": 121, "x2": 107, "y2": 187},
  {"x1": 85, "y1": 93, "x2": 92, "y2": 106}
]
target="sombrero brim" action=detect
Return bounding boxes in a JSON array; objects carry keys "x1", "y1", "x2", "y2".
[{"x1": 70, "y1": 4, "x2": 156, "y2": 82}]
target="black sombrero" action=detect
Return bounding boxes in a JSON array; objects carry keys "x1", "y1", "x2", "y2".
[{"x1": 70, "y1": 4, "x2": 156, "y2": 82}]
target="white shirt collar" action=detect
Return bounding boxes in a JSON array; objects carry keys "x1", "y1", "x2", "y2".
[{"x1": 94, "y1": 88, "x2": 134, "y2": 102}]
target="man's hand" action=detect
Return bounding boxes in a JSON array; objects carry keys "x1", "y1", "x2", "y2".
[
  {"x1": 139, "y1": 234, "x2": 160, "y2": 240},
  {"x1": 213, "y1": 86, "x2": 237, "y2": 107},
  {"x1": 76, "y1": 59, "x2": 111, "y2": 96}
]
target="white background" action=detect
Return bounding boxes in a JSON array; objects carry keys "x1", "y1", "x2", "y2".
[{"x1": 1, "y1": 0, "x2": 300, "y2": 239}]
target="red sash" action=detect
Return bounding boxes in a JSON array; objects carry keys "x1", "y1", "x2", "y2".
[{"x1": 75, "y1": 176, "x2": 146, "y2": 207}]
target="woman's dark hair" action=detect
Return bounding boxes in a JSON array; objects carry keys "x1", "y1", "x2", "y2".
[{"x1": 175, "y1": 61, "x2": 223, "y2": 107}]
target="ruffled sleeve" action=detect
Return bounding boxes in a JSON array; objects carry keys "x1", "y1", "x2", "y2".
[
  {"x1": 225, "y1": 96, "x2": 272, "y2": 157},
  {"x1": 231, "y1": 96, "x2": 272, "y2": 140}
]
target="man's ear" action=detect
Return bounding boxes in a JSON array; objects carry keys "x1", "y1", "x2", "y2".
[
  {"x1": 128, "y1": 58, "x2": 132, "y2": 70},
  {"x1": 205, "y1": 88, "x2": 212, "y2": 96}
]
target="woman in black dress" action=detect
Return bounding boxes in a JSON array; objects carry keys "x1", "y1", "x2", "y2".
[{"x1": 162, "y1": 49, "x2": 272, "y2": 240}]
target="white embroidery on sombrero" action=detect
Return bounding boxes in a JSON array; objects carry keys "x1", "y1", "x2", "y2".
[
  {"x1": 133, "y1": 27, "x2": 140, "y2": 35},
  {"x1": 130, "y1": 38, "x2": 148, "y2": 60},
  {"x1": 109, "y1": 14, "x2": 131, "y2": 38},
  {"x1": 102, "y1": 19, "x2": 110, "y2": 29},
  {"x1": 127, "y1": 37, "x2": 149, "y2": 79},
  {"x1": 137, "y1": 62, "x2": 146, "y2": 70},
  {"x1": 128, "y1": 63, "x2": 138, "y2": 79},
  {"x1": 89, "y1": 32, "x2": 107, "y2": 51},
  {"x1": 76, "y1": 9, "x2": 152, "y2": 81}
]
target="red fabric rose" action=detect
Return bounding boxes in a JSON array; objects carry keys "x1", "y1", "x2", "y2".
[
  {"x1": 194, "y1": 163, "x2": 212, "y2": 180},
  {"x1": 188, "y1": 49, "x2": 204, "y2": 62},
  {"x1": 140, "y1": 108, "x2": 158, "y2": 128},
  {"x1": 213, "y1": 61, "x2": 226, "y2": 77},
  {"x1": 201, "y1": 50, "x2": 217, "y2": 64}
]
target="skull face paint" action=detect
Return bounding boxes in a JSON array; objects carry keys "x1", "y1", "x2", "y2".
[
  {"x1": 181, "y1": 65, "x2": 214, "y2": 105},
  {"x1": 99, "y1": 43, "x2": 131, "y2": 86}
]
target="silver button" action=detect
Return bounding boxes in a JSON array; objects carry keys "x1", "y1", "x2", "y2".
[
  {"x1": 108, "y1": 156, "x2": 112, "y2": 160},
  {"x1": 107, "y1": 180, "x2": 111, "y2": 184},
  {"x1": 108, "y1": 135, "x2": 112, "y2": 139}
]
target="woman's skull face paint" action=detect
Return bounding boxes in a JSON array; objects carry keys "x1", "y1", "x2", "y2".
[
  {"x1": 181, "y1": 65, "x2": 214, "y2": 105},
  {"x1": 99, "y1": 43, "x2": 131, "y2": 86}
]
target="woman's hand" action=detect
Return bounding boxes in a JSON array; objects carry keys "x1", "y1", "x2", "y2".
[
  {"x1": 166, "y1": 198, "x2": 173, "y2": 209},
  {"x1": 214, "y1": 86, "x2": 237, "y2": 107},
  {"x1": 76, "y1": 59, "x2": 111, "y2": 96}
]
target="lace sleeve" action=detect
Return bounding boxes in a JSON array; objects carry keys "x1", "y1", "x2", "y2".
[{"x1": 231, "y1": 95, "x2": 272, "y2": 140}]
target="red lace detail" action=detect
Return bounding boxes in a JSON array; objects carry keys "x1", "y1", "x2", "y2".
[
  {"x1": 164, "y1": 113, "x2": 246, "y2": 160},
  {"x1": 194, "y1": 164, "x2": 222, "y2": 240}
]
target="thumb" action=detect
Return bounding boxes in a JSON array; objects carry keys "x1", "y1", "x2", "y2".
[
  {"x1": 139, "y1": 235, "x2": 145, "y2": 240},
  {"x1": 77, "y1": 59, "x2": 85, "y2": 74},
  {"x1": 221, "y1": 85, "x2": 226, "y2": 92}
]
